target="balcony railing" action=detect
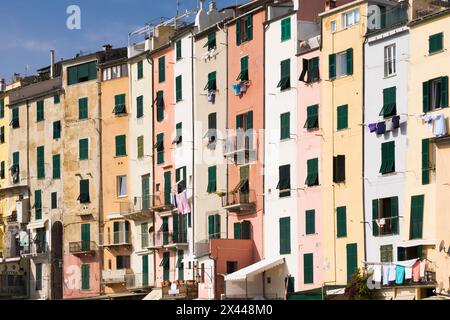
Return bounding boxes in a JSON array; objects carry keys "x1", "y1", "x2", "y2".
[
  {"x1": 69, "y1": 241, "x2": 97, "y2": 254},
  {"x1": 221, "y1": 190, "x2": 256, "y2": 213},
  {"x1": 21, "y1": 241, "x2": 48, "y2": 257},
  {"x1": 102, "y1": 231, "x2": 132, "y2": 247},
  {"x1": 102, "y1": 269, "x2": 128, "y2": 285},
  {"x1": 125, "y1": 273, "x2": 153, "y2": 290},
  {"x1": 157, "y1": 231, "x2": 188, "y2": 248},
  {"x1": 373, "y1": 216, "x2": 399, "y2": 236},
  {"x1": 120, "y1": 196, "x2": 154, "y2": 221},
  {"x1": 367, "y1": 3, "x2": 409, "y2": 34},
  {"x1": 223, "y1": 131, "x2": 258, "y2": 165},
  {"x1": 151, "y1": 192, "x2": 175, "y2": 213}
]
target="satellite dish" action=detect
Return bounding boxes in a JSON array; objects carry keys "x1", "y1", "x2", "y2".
[{"x1": 439, "y1": 240, "x2": 446, "y2": 252}]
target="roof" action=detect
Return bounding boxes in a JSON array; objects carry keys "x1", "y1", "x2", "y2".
[
  {"x1": 224, "y1": 257, "x2": 285, "y2": 281},
  {"x1": 409, "y1": 7, "x2": 450, "y2": 27}
]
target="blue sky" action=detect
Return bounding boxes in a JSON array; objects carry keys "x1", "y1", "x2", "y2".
[{"x1": 0, "y1": 0, "x2": 240, "y2": 80}]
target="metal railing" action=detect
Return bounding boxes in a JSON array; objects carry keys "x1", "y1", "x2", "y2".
[
  {"x1": 367, "y1": 3, "x2": 409, "y2": 34},
  {"x1": 22, "y1": 241, "x2": 48, "y2": 256},
  {"x1": 157, "y1": 231, "x2": 188, "y2": 246},
  {"x1": 69, "y1": 241, "x2": 97, "y2": 253},
  {"x1": 119, "y1": 196, "x2": 152, "y2": 214},
  {"x1": 373, "y1": 216, "x2": 399, "y2": 236},
  {"x1": 151, "y1": 192, "x2": 175, "y2": 210},
  {"x1": 125, "y1": 273, "x2": 154, "y2": 289},
  {"x1": 224, "y1": 131, "x2": 258, "y2": 161},
  {"x1": 101, "y1": 231, "x2": 132, "y2": 246},
  {"x1": 221, "y1": 189, "x2": 256, "y2": 208}
]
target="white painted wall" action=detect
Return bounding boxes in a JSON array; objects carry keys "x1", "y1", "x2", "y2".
[{"x1": 364, "y1": 27, "x2": 409, "y2": 263}]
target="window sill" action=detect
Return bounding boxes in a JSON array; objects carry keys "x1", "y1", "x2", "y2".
[
  {"x1": 280, "y1": 137, "x2": 292, "y2": 142},
  {"x1": 114, "y1": 113, "x2": 128, "y2": 118},
  {"x1": 305, "y1": 233, "x2": 317, "y2": 237},
  {"x1": 78, "y1": 118, "x2": 89, "y2": 122},
  {"x1": 425, "y1": 106, "x2": 448, "y2": 113},
  {"x1": 337, "y1": 235, "x2": 347, "y2": 239},
  {"x1": 428, "y1": 49, "x2": 445, "y2": 57},
  {"x1": 114, "y1": 155, "x2": 128, "y2": 159},
  {"x1": 383, "y1": 74, "x2": 397, "y2": 80},
  {"x1": 336, "y1": 128, "x2": 349, "y2": 132},
  {"x1": 380, "y1": 172, "x2": 396, "y2": 177},
  {"x1": 117, "y1": 195, "x2": 127, "y2": 199}
]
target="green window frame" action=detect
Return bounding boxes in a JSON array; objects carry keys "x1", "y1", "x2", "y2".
[
  {"x1": 114, "y1": 94, "x2": 126, "y2": 115},
  {"x1": 423, "y1": 76, "x2": 449, "y2": 112},
  {"x1": 380, "y1": 141, "x2": 395, "y2": 174},
  {"x1": 78, "y1": 97, "x2": 88, "y2": 120},
  {"x1": 336, "y1": 206, "x2": 347, "y2": 238},
  {"x1": 0, "y1": 98, "x2": 4, "y2": 118},
  {"x1": 305, "y1": 158, "x2": 319, "y2": 187},
  {"x1": 279, "y1": 217, "x2": 291, "y2": 254},
  {"x1": 337, "y1": 104, "x2": 348, "y2": 130},
  {"x1": 137, "y1": 136, "x2": 144, "y2": 158},
  {"x1": 205, "y1": 72, "x2": 217, "y2": 91},
  {"x1": 79, "y1": 138, "x2": 89, "y2": 160},
  {"x1": 346, "y1": 243, "x2": 358, "y2": 283},
  {"x1": 136, "y1": 95, "x2": 143, "y2": 119},
  {"x1": 67, "y1": 61, "x2": 97, "y2": 85},
  {"x1": 380, "y1": 87, "x2": 397, "y2": 117},
  {"x1": 11, "y1": 108, "x2": 19, "y2": 128},
  {"x1": 280, "y1": 112, "x2": 290, "y2": 139},
  {"x1": 305, "y1": 210, "x2": 315, "y2": 235},
  {"x1": 137, "y1": 61, "x2": 143, "y2": 80},
  {"x1": 36, "y1": 100, "x2": 44, "y2": 122},
  {"x1": 37, "y1": 146, "x2": 45, "y2": 179},
  {"x1": 162, "y1": 252, "x2": 170, "y2": 281},
  {"x1": 237, "y1": 56, "x2": 249, "y2": 82},
  {"x1": 176, "y1": 40, "x2": 182, "y2": 61},
  {"x1": 52, "y1": 154, "x2": 61, "y2": 179},
  {"x1": 305, "y1": 105, "x2": 319, "y2": 129},
  {"x1": 236, "y1": 14, "x2": 253, "y2": 45},
  {"x1": 156, "y1": 133, "x2": 164, "y2": 164},
  {"x1": 281, "y1": 17, "x2": 291, "y2": 41},
  {"x1": 380, "y1": 245, "x2": 393, "y2": 263},
  {"x1": 81, "y1": 264, "x2": 90, "y2": 290},
  {"x1": 208, "y1": 214, "x2": 221, "y2": 239},
  {"x1": 277, "y1": 59, "x2": 291, "y2": 90},
  {"x1": 0, "y1": 126, "x2": 4, "y2": 144},
  {"x1": 158, "y1": 56, "x2": 165, "y2": 83},
  {"x1": 54, "y1": 95, "x2": 60, "y2": 104},
  {"x1": 51, "y1": 192, "x2": 58, "y2": 209},
  {"x1": 115, "y1": 135, "x2": 127, "y2": 157},
  {"x1": 207, "y1": 166, "x2": 217, "y2": 193},
  {"x1": 277, "y1": 165, "x2": 291, "y2": 197},
  {"x1": 176, "y1": 75, "x2": 182, "y2": 102},
  {"x1": 410, "y1": 195, "x2": 424, "y2": 240},
  {"x1": 205, "y1": 31, "x2": 217, "y2": 50},
  {"x1": 422, "y1": 138, "x2": 430, "y2": 185},
  {"x1": 79, "y1": 179, "x2": 90, "y2": 203},
  {"x1": 53, "y1": 121, "x2": 61, "y2": 139},
  {"x1": 303, "y1": 253, "x2": 314, "y2": 284},
  {"x1": 156, "y1": 91, "x2": 164, "y2": 122},
  {"x1": 35, "y1": 190, "x2": 42, "y2": 220},
  {"x1": 429, "y1": 32, "x2": 443, "y2": 54}
]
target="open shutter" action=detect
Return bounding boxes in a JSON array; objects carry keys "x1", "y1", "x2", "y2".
[
  {"x1": 346, "y1": 48, "x2": 353, "y2": 75},
  {"x1": 441, "y1": 76, "x2": 448, "y2": 107},
  {"x1": 423, "y1": 81, "x2": 430, "y2": 113},
  {"x1": 372, "y1": 199, "x2": 379, "y2": 236},
  {"x1": 391, "y1": 196, "x2": 399, "y2": 234},
  {"x1": 329, "y1": 54, "x2": 336, "y2": 80},
  {"x1": 234, "y1": 222, "x2": 242, "y2": 239},
  {"x1": 422, "y1": 138, "x2": 430, "y2": 185},
  {"x1": 299, "y1": 59, "x2": 309, "y2": 82}
]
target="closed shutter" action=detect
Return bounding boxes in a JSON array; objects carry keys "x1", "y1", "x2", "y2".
[
  {"x1": 176, "y1": 75, "x2": 182, "y2": 102},
  {"x1": 242, "y1": 220, "x2": 251, "y2": 240},
  {"x1": 423, "y1": 81, "x2": 430, "y2": 112},
  {"x1": 207, "y1": 166, "x2": 217, "y2": 193},
  {"x1": 346, "y1": 243, "x2": 358, "y2": 283},
  {"x1": 115, "y1": 135, "x2": 126, "y2": 157},
  {"x1": 173, "y1": 214, "x2": 179, "y2": 243},
  {"x1": 337, "y1": 105, "x2": 348, "y2": 130},
  {"x1": 422, "y1": 138, "x2": 430, "y2": 185},
  {"x1": 137, "y1": 136, "x2": 144, "y2": 158},
  {"x1": 35, "y1": 190, "x2": 42, "y2": 220},
  {"x1": 54, "y1": 95, "x2": 60, "y2": 104},
  {"x1": 429, "y1": 33, "x2": 443, "y2": 54},
  {"x1": 88, "y1": 62, "x2": 97, "y2": 80},
  {"x1": 35, "y1": 263, "x2": 42, "y2": 290},
  {"x1": 280, "y1": 112, "x2": 290, "y2": 139},
  {"x1": 303, "y1": 253, "x2": 314, "y2": 284},
  {"x1": 36, "y1": 100, "x2": 44, "y2": 121},
  {"x1": 279, "y1": 217, "x2": 291, "y2": 254},
  {"x1": 236, "y1": 19, "x2": 241, "y2": 45},
  {"x1": 13, "y1": 152, "x2": 19, "y2": 166},
  {"x1": 372, "y1": 199, "x2": 379, "y2": 236},
  {"x1": 246, "y1": 15, "x2": 253, "y2": 41},
  {"x1": 157, "y1": 133, "x2": 164, "y2": 164},
  {"x1": 309, "y1": 57, "x2": 320, "y2": 82},
  {"x1": 79, "y1": 179, "x2": 90, "y2": 203},
  {"x1": 141, "y1": 175, "x2": 150, "y2": 209},
  {"x1": 79, "y1": 138, "x2": 88, "y2": 160},
  {"x1": 176, "y1": 40, "x2": 182, "y2": 60},
  {"x1": 281, "y1": 17, "x2": 291, "y2": 41},
  {"x1": 380, "y1": 141, "x2": 395, "y2": 174},
  {"x1": 381, "y1": 87, "x2": 397, "y2": 117},
  {"x1": 37, "y1": 146, "x2": 45, "y2": 179},
  {"x1": 208, "y1": 215, "x2": 214, "y2": 239},
  {"x1": 52, "y1": 154, "x2": 61, "y2": 179},
  {"x1": 68, "y1": 66, "x2": 78, "y2": 85},
  {"x1": 246, "y1": 111, "x2": 253, "y2": 130},
  {"x1": 380, "y1": 245, "x2": 393, "y2": 263},
  {"x1": 78, "y1": 98, "x2": 88, "y2": 120},
  {"x1": 156, "y1": 91, "x2": 164, "y2": 122},
  {"x1": 163, "y1": 252, "x2": 170, "y2": 281},
  {"x1": 337, "y1": 206, "x2": 347, "y2": 237},
  {"x1": 346, "y1": 48, "x2": 353, "y2": 75},
  {"x1": 142, "y1": 256, "x2": 149, "y2": 286},
  {"x1": 306, "y1": 158, "x2": 319, "y2": 186},
  {"x1": 81, "y1": 264, "x2": 90, "y2": 290},
  {"x1": 214, "y1": 214, "x2": 221, "y2": 239},
  {"x1": 208, "y1": 113, "x2": 217, "y2": 130},
  {"x1": 51, "y1": 192, "x2": 57, "y2": 209},
  {"x1": 390, "y1": 196, "x2": 399, "y2": 235},
  {"x1": 164, "y1": 171, "x2": 171, "y2": 205},
  {"x1": 137, "y1": 95, "x2": 143, "y2": 118},
  {"x1": 137, "y1": 61, "x2": 143, "y2": 79},
  {"x1": 53, "y1": 121, "x2": 61, "y2": 139},
  {"x1": 329, "y1": 54, "x2": 336, "y2": 80},
  {"x1": 305, "y1": 210, "x2": 315, "y2": 235},
  {"x1": 162, "y1": 217, "x2": 169, "y2": 245},
  {"x1": 234, "y1": 222, "x2": 242, "y2": 239},
  {"x1": 441, "y1": 76, "x2": 448, "y2": 107},
  {"x1": 81, "y1": 224, "x2": 90, "y2": 251},
  {"x1": 410, "y1": 195, "x2": 424, "y2": 239},
  {"x1": 158, "y1": 56, "x2": 165, "y2": 83}
]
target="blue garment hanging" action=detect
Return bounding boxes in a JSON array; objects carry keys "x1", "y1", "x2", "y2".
[
  {"x1": 395, "y1": 265, "x2": 405, "y2": 285},
  {"x1": 376, "y1": 121, "x2": 386, "y2": 134}
]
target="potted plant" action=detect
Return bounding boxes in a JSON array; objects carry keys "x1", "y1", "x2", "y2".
[{"x1": 344, "y1": 268, "x2": 374, "y2": 300}]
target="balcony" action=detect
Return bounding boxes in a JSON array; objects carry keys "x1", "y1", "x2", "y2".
[
  {"x1": 221, "y1": 190, "x2": 256, "y2": 213},
  {"x1": 158, "y1": 231, "x2": 188, "y2": 250},
  {"x1": 125, "y1": 273, "x2": 153, "y2": 290},
  {"x1": 69, "y1": 241, "x2": 97, "y2": 255},
  {"x1": 150, "y1": 193, "x2": 175, "y2": 213},
  {"x1": 223, "y1": 131, "x2": 258, "y2": 165},
  {"x1": 373, "y1": 216, "x2": 399, "y2": 236},
  {"x1": 120, "y1": 196, "x2": 153, "y2": 221},
  {"x1": 21, "y1": 241, "x2": 48, "y2": 258},
  {"x1": 367, "y1": 3, "x2": 409, "y2": 35},
  {"x1": 101, "y1": 231, "x2": 132, "y2": 249},
  {"x1": 102, "y1": 269, "x2": 128, "y2": 285}
]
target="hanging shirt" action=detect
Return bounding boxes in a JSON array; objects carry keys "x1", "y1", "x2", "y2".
[
  {"x1": 373, "y1": 265, "x2": 382, "y2": 283},
  {"x1": 368, "y1": 123, "x2": 377, "y2": 133},
  {"x1": 388, "y1": 264, "x2": 397, "y2": 282},
  {"x1": 376, "y1": 121, "x2": 386, "y2": 134},
  {"x1": 382, "y1": 265, "x2": 390, "y2": 285},
  {"x1": 405, "y1": 267, "x2": 413, "y2": 280},
  {"x1": 419, "y1": 260, "x2": 426, "y2": 278},
  {"x1": 392, "y1": 115, "x2": 400, "y2": 129},
  {"x1": 433, "y1": 114, "x2": 447, "y2": 137},
  {"x1": 412, "y1": 261, "x2": 420, "y2": 282},
  {"x1": 385, "y1": 118, "x2": 394, "y2": 131},
  {"x1": 207, "y1": 91, "x2": 215, "y2": 103},
  {"x1": 395, "y1": 265, "x2": 405, "y2": 285}
]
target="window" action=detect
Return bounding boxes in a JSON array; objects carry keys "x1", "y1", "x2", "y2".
[
  {"x1": 343, "y1": 9, "x2": 360, "y2": 28},
  {"x1": 162, "y1": 252, "x2": 170, "y2": 281},
  {"x1": 237, "y1": 56, "x2": 249, "y2": 82},
  {"x1": 333, "y1": 155, "x2": 345, "y2": 183},
  {"x1": 175, "y1": 75, "x2": 182, "y2": 102},
  {"x1": 53, "y1": 121, "x2": 61, "y2": 139},
  {"x1": 205, "y1": 72, "x2": 217, "y2": 91},
  {"x1": 299, "y1": 57, "x2": 320, "y2": 83},
  {"x1": 115, "y1": 135, "x2": 127, "y2": 157},
  {"x1": 305, "y1": 105, "x2": 319, "y2": 130},
  {"x1": 114, "y1": 94, "x2": 126, "y2": 115},
  {"x1": 207, "y1": 166, "x2": 217, "y2": 193},
  {"x1": 82, "y1": 224, "x2": 91, "y2": 251},
  {"x1": 208, "y1": 214, "x2": 221, "y2": 239},
  {"x1": 234, "y1": 221, "x2": 251, "y2": 240},
  {"x1": 81, "y1": 264, "x2": 90, "y2": 290},
  {"x1": 67, "y1": 61, "x2": 97, "y2": 85},
  {"x1": 422, "y1": 138, "x2": 433, "y2": 185},
  {"x1": 142, "y1": 255, "x2": 149, "y2": 286},
  {"x1": 137, "y1": 136, "x2": 144, "y2": 159},
  {"x1": 142, "y1": 175, "x2": 150, "y2": 210},
  {"x1": 372, "y1": 197, "x2": 399, "y2": 236},
  {"x1": 176, "y1": 40, "x2": 182, "y2": 61},
  {"x1": 384, "y1": 44, "x2": 396, "y2": 77},
  {"x1": 380, "y1": 87, "x2": 397, "y2": 117},
  {"x1": 337, "y1": 104, "x2": 348, "y2": 130},
  {"x1": 12, "y1": 152, "x2": 19, "y2": 183},
  {"x1": 117, "y1": 175, "x2": 127, "y2": 197},
  {"x1": 303, "y1": 253, "x2": 313, "y2": 284},
  {"x1": 207, "y1": 113, "x2": 217, "y2": 145},
  {"x1": 137, "y1": 61, "x2": 143, "y2": 80},
  {"x1": 279, "y1": 217, "x2": 291, "y2": 254},
  {"x1": 79, "y1": 179, "x2": 90, "y2": 203},
  {"x1": 156, "y1": 91, "x2": 164, "y2": 122},
  {"x1": 79, "y1": 138, "x2": 89, "y2": 160},
  {"x1": 164, "y1": 171, "x2": 171, "y2": 205},
  {"x1": 35, "y1": 263, "x2": 42, "y2": 291},
  {"x1": 158, "y1": 56, "x2": 165, "y2": 83},
  {"x1": 52, "y1": 154, "x2": 60, "y2": 179},
  {"x1": 281, "y1": 17, "x2": 291, "y2": 41},
  {"x1": 305, "y1": 210, "x2": 315, "y2": 235},
  {"x1": 277, "y1": 59, "x2": 291, "y2": 90},
  {"x1": 177, "y1": 250, "x2": 184, "y2": 280},
  {"x1": 380, "y1": 141, "x2": 395, "y2": 174},
  {"x1": 0, "y1": 98, "x2": 4, "y2": 118},
  {"x1": 277, "y1": 165, "x2": 291, "y2": 198},
  {"x1": 155, "y1": 133, "x2": 164, "y2": 164},
  {"x1": 423, "y1": 76, "x2": 449, "y2": 112},
  {"x1": 51, "y1": 192, "x2": 58, "y2": 209},
  {"x1": 329, "y1": 49, "x2": 353, "y2": 80},
  {"x1": 410, "y1": 195, "x2": 424, "y2": 240},
  {"x1": 11, "y1": 108, "x2": 19, "y2": 128},
  {"x1": 280, "y1": 112, "x2": 290, "y2": 139},
  {"x1": 102, "y1": 64, "x2": 128, "y2": 81},
  {"x1": 205, "y1": 31, "x2": 216, "y2": 50},
  {"x1": 330, "y1": 20, "x2": 337, "y2": 33},
  {"x1": 116, "y1": 256, "x2": 131, "y2": 270},
  {"x1": 346, "y1": 244, "x2": 358, "y2": 283},
  {"x1": 35, "y1": 190, "x2": 42, "y2": 220},
  {"x1": 141, "y1": 222, "x2": 149, "y2": 248},
  {"x1": 429, "y1": 32, "x2": 443, "y2": 54},
  {"x1": 227, "y1": 261, "x2": 238, "y2": 274},
  {"x1": 175, "y1": 166, "x2": 187, "y2": 192},
  {"x1": 136, "y1": 95, "x2": 143, "y2": 119},
  {"x1": 78, "y1": 97, "x2": 88, "y2": 120},
  {"x1": 305, "y1": 158, "x2": 319, "y2": 187},
  {"x1": 37, "y1": 146, "x2": 45, "y2": 179},
  {"x1": 236, "y1": 15, "x2": 253, "y2": 45},
  {"x1": 113, "y1": 221, "x2": 130, "y2": 244},
  {"x1": 380, "y1": 245, "x2": 393, "y2": 263},
  {"x1": 0, "y1": 126, "x2": 4, "y2": 143},
  {"x1": 336, "y1": 206, "x2": 347, "y2": 237},
  {"x1": 36, "y1": 100, "x2": 44, "y2": 122},
  {"x1": 0, "y1": 161, "x2": 5, "y2": 179}
]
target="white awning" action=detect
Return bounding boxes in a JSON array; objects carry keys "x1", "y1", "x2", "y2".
[
  {"x1": 397, "y1": 239, "x2": 436, "y2": 248},
  {"x1": 27, "y1": 219, "x2": 49, "y2": 230},
  {"x1": 107, "y1": 213, "x2": 123, "y2": 221},
  {"x1": 224, "y1": 257, "x2": 285, "y2": 282},
  {"x1": 326, "y1": 288, "x2": 346, "y2": 296},
  {"x1": 143, "y1": 288, "x2": 162, "y2": 300}
]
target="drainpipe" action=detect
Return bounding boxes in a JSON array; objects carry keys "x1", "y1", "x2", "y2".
[
  {"x1": 190, "y1": 29, "x2": 195, "y2": 263},
  {"x1": 331, "y1": 24, "x2": 337, "y2": 286},
  {"x1": 224, "y1": 21, "x2": 229, "y2": 242},
  {"x1": 362, "y1": 36, "x2": 368, "y2": 265},
  {"x1": 26, "y1": 99, "x2": 31, "y2": 299}
]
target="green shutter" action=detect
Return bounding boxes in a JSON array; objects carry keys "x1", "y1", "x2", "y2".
[
  {"x1": 13, "y1": 152, "x2": 19, "y2": 166},
  {"x1": 114, "y1": 94, "x2": 126, "y2": 114},
  {"x1": 142, "y1": 175, "x2": 150, "y2": 209},
  {"x1": 206, "y1": 71, "x2": 217, "y2": 91},
  {"x1": 410, "y1": 195, "x2": 424, "y2": 239},
  {"x1": 208, "y1": 215, "x2": 214, "y2": 239},
  {"x1": 281, "y1": 17, "x2": 291, "y2": 41},
  {"x1": 337, "y1": 105, "x2": 348, "y2": 130},
  {"x1": 242, "y1": 220, "x2": 251, "y2": 240},
  {"x1": 36, "y1": 100, "x2": 44, "y2": 122},
  {"x1": 176, "y1": 75, "x2": 182, "y2": 102},
  {"x1": 278, "y1": 59, "x2": 291, "y2": 90},
  {"x1": 329, "y1": 54, "x2": 336, "y2": 80},
  {"x1": 115, "y1": 135, "x2": 126, "y2": 157},
  {"x1": 142, "y1": 256, "x2": 149, "y2": 286},
  {"x1": 380, "y1": 141, "x2": 395, "y2": 174},
  {"x1": 35, "y1": 263, "x2": 42, "y2": 290},
  {"x1": 162, "y1": 217, "x2": 169, "y2": 245},
  {"x1": 246, "y1": 111, "x2": 253, "y2": 130},
  {"x1": 280, "y1": 112, "x2": 291, "y2": 139},
  {"x1": 113, "y1": 222, "x2": 120, "y2": 244},
  {"x1": 35, "y1": 190, "x2": 42, "y2": 220},
  {"x1": 279, "y1": 217, "x2": 291, "y2": 254},
  {"x1": 336, "y1": 206, "x2": 347, "y2": 238},
  {"x1": 158, "y1": 56, "x2": 165, "y2": 83},
  {"x1": 156, "y1": 91, "x2": 164, "y2": 122},
  {"x1": 37, "y1": 146, "x2": 45, "y2": 179},
  {"x1": 68, "y1": 66, "x2": 78, "y2": 85},
  {"x1": 176, "y1": 40, "x2": 182, "y2": 60},
  {"x1": 234, "y1": 222, "x2": 242, "y2": 239},
  {"x1": 173, "y1": 214, "x2": 179, "y2": 243},
  {"x1": 381, "y1": 87, "x2": 397, "y2": 117},
  {"x1": 81, "y1": 224, "x2": 90, "y2": 251},
  {"x1": 0, "y1": 98, "x2": 4, "y2": 118},
  {"x1": 52, "y1": 154, "x2": 61, "y2": 179},
  {"x1": 246, "y1": 14, "x2": 253, "y2": 41},
  {"x1": 164, "y1": 171, "x2": 171, "y2": 205},
  {"x1": 54, "y1": 95, "x2": 60, "y2": 104},
  {"x1": 79, "y1": 97, "x2": 88, "y2": 120},
  {"x1": 137, "y1": 95, "x2": 144, "y2": 118},
  {"x1": 372, "y1": 199, "x2": 379, "y2": 236},
  {"x1": 81, "y1": 264, "x2": 90, "y2": 290},
  {"x1": 380, "y1": 245, "x2": 393, "y2": 263},
  {"x1": 306, "y1": 158, "x2": 319, "y2": 186},
  {"x1": 51, "y1": 192, "x2": 57, "y2": 209},
  {"x1": 88, "y1": 62, "x2": 97, "y2": 80},
  {"x1": 391, "y1": 196, "x2": 399, "y2": 235},
  {"x1": 137, "y1": 61, "x2": 143, "y2": 79},
  {"x1": 79, "y1": 138, "x2": 89, "y2": 160},
  {"x1": 206, "y1": 32, "x2": 216, "y2": 50},
  {"x1": 303, "y1": 253, "x2": 314, "y2": 284},
  {"x1": 346, "y1": 243, "x2": 358, "y2": 283},
  {"x1": 214, "y1": 214, "x2": 221, "y2": 239},
  {"x1": 422, "y1": 139, "x2": 430, "y2": 185},
  {"x1": 53, "y1": 121, "x2": 61, "y2": 139},
  {"x1": 157, "y1": 133, "x2": 164, "y2": 164},
  {"x1": 238, "y1": 56, "x2": 249, "y2": 81},
  {"x1": 346, "y1": 48, "x2": 353, "y2": 75},
  {"x1": 163, "y1": 252, "x2": 170, "y2": 281},
  {"x1": 423, "y1": 81, "x2": 430, "y2": 113},
  {"x1": 305, "y1": 210, "x2": 315, "y2": 235},
  {"x1": 306, "y1": 105, "x2": 319, "y2": 129},
  {"x1": 12, "y1": 108, "x2": 19, "y2": 128},
  {"x1": 207, "y1": 166, "x2": 217, "y2": 193},
  {"x1": 137, "y1": 136, "x2": 144, "y2": 158},
  {"x1": 236, "y1": 19, "x2": 242, "y2": 45},
  {"x1": 429, "y1": 32, "x2": 443, "y2": 54},
  {"x1": 80, "y1": 179, "x2": 90, "y2": 203},
  {"x1": 441, "y1": 76, "x2": 448, "y2": 107}
]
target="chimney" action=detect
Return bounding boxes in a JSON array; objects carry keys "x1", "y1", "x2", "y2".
[
  {"x1": 325, "y1": 0, "x2": 337, "y2": 11},
  {"x1": 0, "y1": 78, "x2": 5, "y2": 92},
  {"x1": 199, "y1": 0, "x2": 205, "y2": 10},
  {"x1": 103, "y1": 44, "x2": 112, "y2": 52},
  {"x1": 50, "y1": 50, "x2": 55, "y2": 79},
  {"x1": 208, "y1": 1, "x2": 217, "y2": 13}
]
